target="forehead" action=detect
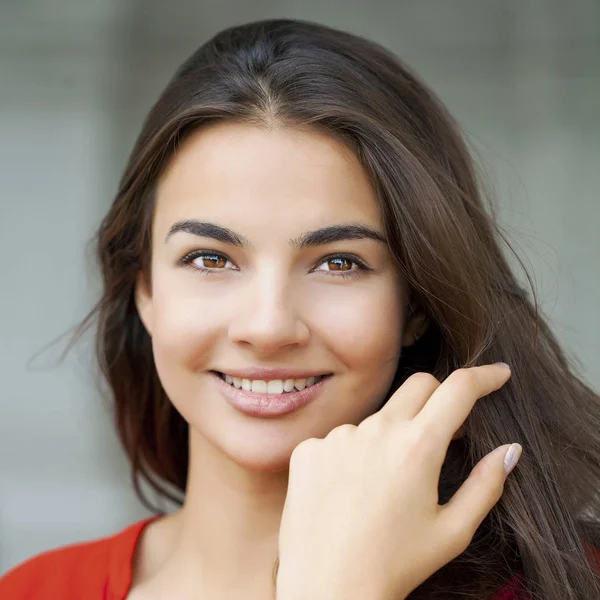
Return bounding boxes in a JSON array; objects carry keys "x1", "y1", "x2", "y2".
[{"x1": 153, "y1": 122, "x2": 382, "y2": 235}]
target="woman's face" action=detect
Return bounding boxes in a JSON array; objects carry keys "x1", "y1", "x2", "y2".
[{"x1": 136, "y1": 122, "x2": 409, "y2": 472}]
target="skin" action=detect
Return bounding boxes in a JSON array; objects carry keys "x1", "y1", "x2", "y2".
[{"x1": 131, "y1": 122, "x2": 423, "y2": 599}]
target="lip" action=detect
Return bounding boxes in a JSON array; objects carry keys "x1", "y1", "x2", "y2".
[
  {"x1": 212, "y1": 367, "x2": 332, "y2": 380},
  {"x1": 211, "y1": 371, "x2": 332, "y2": 417}
]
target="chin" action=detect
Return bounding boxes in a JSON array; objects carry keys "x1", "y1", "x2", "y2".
[
  {"x1": 220, "y1": 436, "x2": 305, "y2": 473},
  {"x1": 189, "y1": 417, "x2": 319, "y2": 473}
]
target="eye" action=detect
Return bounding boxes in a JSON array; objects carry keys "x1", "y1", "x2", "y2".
[
  {"x1": 180, "y1": 250, "x2": 236, "y2": 275},
  {"x1": 179, "y1": 250, "x2": 372, "y2": 279},
  {"x1": 312, "y1": 253, "x2": 372, "y2": 279}
]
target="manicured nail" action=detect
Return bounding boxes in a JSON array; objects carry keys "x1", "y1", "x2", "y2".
[
  {"x1": 494, "y1": 362, "x2": 511, "y2": 370},
  {"x1": 504, "y1": 443, "x2": 522, "y2": 475}
]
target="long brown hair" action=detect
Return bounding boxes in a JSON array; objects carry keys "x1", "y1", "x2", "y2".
[{"x1": 56, "y1": 18, "x2": 600, "y2": 599}]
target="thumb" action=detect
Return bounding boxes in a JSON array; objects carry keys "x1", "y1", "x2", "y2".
[{"x1": 440, "y1": 443, "x2": 522, "y2": 545}]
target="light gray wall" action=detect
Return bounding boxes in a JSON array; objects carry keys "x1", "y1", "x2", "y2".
[{"x1": 1, "y1": 0, "x2": 599, "y2": 574}]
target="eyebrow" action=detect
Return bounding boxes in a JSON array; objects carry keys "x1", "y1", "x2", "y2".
[{"x1": 165, "y1": 219, "x2": 387, "y2": 249}]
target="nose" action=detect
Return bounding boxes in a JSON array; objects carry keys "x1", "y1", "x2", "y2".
[{"x1": 227, "y1": 267, "x2": 310, "y2": 356}]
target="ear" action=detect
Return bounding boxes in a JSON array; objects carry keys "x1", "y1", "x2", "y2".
[
  {"x1": 400, "y1": 310, "x2": 464, "y2": 437},
  {"x1": 134, "y1": 271, "x2": 154, "y2": 337},
  {"x1": 401, "y1": 311, "x2": 431, "y2": 347}
]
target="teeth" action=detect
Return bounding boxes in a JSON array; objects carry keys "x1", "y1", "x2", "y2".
[
  {"x1": 251, "y1": 380, "x2": 267, "y2": 393},
  {"x1": 267, "y1": 380, "x2": 284, "y2": 394},
  {"x1": 219, "y1": 373, "x2": 326, "y2": 394}
]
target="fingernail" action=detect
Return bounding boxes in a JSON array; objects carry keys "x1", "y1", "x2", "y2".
[
  {"x1": 504, "y1": 443, "x2": 522, "y2": 475},
  {"x1": 494, "y1": 362, "x2": 511, "y2": 370}
]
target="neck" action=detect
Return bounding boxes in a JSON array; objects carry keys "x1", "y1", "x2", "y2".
[{"x1": 146, "y1": 428, "x2": 290, "y2": 598}]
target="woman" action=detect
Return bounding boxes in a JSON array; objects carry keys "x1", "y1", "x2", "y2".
[{"x1": 2, "y1": 17, "x2": 600, "y2": 600}]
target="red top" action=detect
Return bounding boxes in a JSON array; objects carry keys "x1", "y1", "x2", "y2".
[{"x1": 0, "y1": 516, "x2": 526, "y2": 599}]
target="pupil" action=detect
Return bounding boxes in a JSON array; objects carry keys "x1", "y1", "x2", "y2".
[{"x1": 331, "y1": 258, "x2": 350, "y2": 271}]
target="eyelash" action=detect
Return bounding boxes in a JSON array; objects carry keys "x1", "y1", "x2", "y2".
[{"x1": 179, "y1": 250, "x2": 372, "y2": 280}]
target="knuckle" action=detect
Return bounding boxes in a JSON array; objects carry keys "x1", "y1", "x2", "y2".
[
  {"x1": 446, "y1": 368, "x2": 475, "y2": 388},
  {"x1": 407, "y1": 372, "x2": 440, "y2": 387},
  {"x1": 326, "y1": 424, "x2": 356, "y2": 440},
  {"x1": 357, "y1": 415, "x2": 382, "y2": 434},
  {"x1": 290, "y1": 437, "x2": 320, "y2": 461}
]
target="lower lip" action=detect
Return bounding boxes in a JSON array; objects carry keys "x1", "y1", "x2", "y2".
[{"x1": 211, "y1": 371, "x2": 332, "y2": 417}]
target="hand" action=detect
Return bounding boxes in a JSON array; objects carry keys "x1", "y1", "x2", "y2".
[{"x1": 276, "y1": 364, "x2": 520, "y2": 600}]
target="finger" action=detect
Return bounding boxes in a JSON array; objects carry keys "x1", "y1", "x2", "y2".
[
  {"x1": 438, "y1": 443, "x2": 521, "y2": 553},
  {"x1": 374, "y1": 372, "x2": 441, "y2": 424},
  {"x1": 414, "y1": 364, "x2": 511, "y2": 446}
]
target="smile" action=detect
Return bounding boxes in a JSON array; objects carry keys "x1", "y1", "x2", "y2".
[
  {"x1": 211, "y1": 371, "x2": 333, "y2": 417},
  {"x1": 215, "y1": 371, "x2": 329, "y2": 394}
]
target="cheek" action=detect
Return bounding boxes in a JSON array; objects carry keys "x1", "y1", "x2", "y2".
[
  {"x1": 310, "y1": 280, "x2": 404, "y2": 375},
  {"x1": 148, "y1": 283, "x2": 221, "y2": 419},
  {"x1": 150, "y1": 274, "x2": 222, "y2": 368}
]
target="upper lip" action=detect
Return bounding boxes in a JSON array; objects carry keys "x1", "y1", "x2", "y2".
[{"x1": 213, "y1": 368, "x2": 332, "y2": 381}]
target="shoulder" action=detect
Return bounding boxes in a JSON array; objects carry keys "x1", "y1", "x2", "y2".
[
  {"x1": 0, "y1": 516, "x2": 158, "y2": 600},
  {"x1": 0, "y1": 535, "x2": 112, "y2": 598}
]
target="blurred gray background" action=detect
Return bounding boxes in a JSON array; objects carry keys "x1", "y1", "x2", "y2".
[{"x1": 1, "y1": 0, "x2": 599, "y2": 574}]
